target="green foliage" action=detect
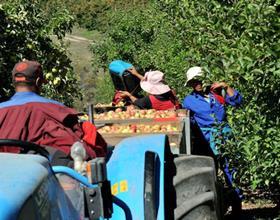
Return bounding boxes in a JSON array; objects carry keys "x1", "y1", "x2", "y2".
[
  {"x1": 91, "y1": 0, "x2": 280, "y2": 190},
  {"x1": 93, "y1": 71, "x2": 115, "y2": 105},
  {"x1": 40, "y1": 0, "x2": 149, "y2": 30},
  {"x1": 40, "y1": 0, "x2": 108, "y2": 30},
  {"x1": 0, "y1": 0, "x2": 81, "y2": 106}
]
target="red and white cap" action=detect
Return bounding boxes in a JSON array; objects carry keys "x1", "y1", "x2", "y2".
[{"x1": 12, "y1": 60, "x2": 47, "y2": 84}]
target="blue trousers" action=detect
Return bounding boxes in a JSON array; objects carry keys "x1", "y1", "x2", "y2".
[{"x1": 201, "y1": 126, "x2": 243, "y2": 199}]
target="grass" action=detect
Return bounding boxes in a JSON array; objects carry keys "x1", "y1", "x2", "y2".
[
  {"x1": 65, "y1": 26, "x2": 113, "y2": 110},
  {"x1": 64, "y1": 26, "x2": 98, "y2": 110}
]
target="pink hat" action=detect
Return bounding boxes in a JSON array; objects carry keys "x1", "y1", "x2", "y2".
[{"x1": 140, "y1": 71, "x2": 171, "y2": 95}]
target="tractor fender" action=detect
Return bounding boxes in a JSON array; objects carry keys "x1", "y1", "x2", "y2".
[{"x1": 107, "y1": 134, "x2": 167, "y2": 220}]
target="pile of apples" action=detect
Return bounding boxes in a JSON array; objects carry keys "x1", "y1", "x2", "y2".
[
  {"x1": 94, "y1": 101, "x2": 125, "y2": 108},
  {"x1": 98, "y1": 123, "x2": 179, "y2": 134},
  {"x1": 78, "y1": 114, "x2": 89, "y2": 122},
  {"x1": 94, "y1": 107, "x2": 177, "y2": 121}
]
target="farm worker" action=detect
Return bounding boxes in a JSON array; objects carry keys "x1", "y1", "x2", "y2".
[
  {"x1": 182, "y1": 66, "x2": 243, "y2": 203},
  {"x1": 109, "y1": 60, "x2": 141, "y2": 106},
  {"x1": 0, "y1": 60, "x2": 107, "y2": 163},
  {"x1": 120, "y1": 67, "x2": 181, "y2": 110}
]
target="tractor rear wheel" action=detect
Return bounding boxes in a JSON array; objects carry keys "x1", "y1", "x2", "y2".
[{"x1": 171, "y1": 155, "x2": 220, "y2": 220}]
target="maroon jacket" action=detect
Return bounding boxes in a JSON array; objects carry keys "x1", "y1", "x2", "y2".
[{"x1": 0, "y1": 92, "x2": 106, "y2": 158}]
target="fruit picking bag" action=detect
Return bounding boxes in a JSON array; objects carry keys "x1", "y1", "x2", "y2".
[{"x1": 109, "y1": 60, "x2": 141, "y2": 94}]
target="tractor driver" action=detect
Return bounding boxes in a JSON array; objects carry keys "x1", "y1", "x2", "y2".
[{"x1": 0, "y1": 60, "x2": 107, "y2": 164}]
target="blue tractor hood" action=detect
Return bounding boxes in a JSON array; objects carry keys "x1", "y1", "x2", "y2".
[{"x1": 0, "y1": 153, "x2": 49, "y2": 220}]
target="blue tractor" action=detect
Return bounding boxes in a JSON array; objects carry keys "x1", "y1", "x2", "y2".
[{"x1": 0, "y1": 134, "x2": 220, "y2": 220}]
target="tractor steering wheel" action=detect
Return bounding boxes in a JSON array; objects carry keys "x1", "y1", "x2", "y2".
[{"x1": 0, "y1": 139, "x2": 49, "y2": 159}]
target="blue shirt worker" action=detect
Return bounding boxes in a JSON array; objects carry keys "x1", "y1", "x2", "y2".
[
  {"x1": 182, "y1": 66, "x2": 243, "y2": 213},
  {"x1": 182, "y1": 67, "x2": 242, "y2": 149}
]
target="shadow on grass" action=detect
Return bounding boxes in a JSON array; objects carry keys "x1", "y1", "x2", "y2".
[{"x1": 225, "y1": 206, "x2": 280, "y2": 220}]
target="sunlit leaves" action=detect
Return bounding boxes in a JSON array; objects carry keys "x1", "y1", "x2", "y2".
[{"x1": 0, "y1": 0, "x2": 81, "y2": 106}]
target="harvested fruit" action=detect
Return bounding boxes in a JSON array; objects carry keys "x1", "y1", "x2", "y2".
[
  {"x1": 94, "y1": 109, "x2": 177, "y2": 120},
  {"x1": 98, "y1": 123, "x2": 179, "y2": 134}
]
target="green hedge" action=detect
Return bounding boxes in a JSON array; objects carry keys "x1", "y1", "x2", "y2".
[
  {"x1": 0, "y1": 0, "x2": 81, "y2": 106},
  {"x1": 91, "y1": 0, "x2": 280, "y2": 191}
]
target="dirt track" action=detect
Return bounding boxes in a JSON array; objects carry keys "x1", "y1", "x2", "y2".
[{"x1": 65, "y1": 34, "x2": 92, "y2": 43}]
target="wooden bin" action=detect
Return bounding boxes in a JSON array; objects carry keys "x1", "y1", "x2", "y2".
[{"x1": 96, "y1": 117, "x2": 188, "y2": 154}]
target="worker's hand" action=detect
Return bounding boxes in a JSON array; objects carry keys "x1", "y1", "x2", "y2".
[
  {"x1": 127, "y1": 67, "x2": 145, "y2": 81},
  {"x1": 119, "y1": 91, "x2": 138, "y2": 102},
  {"x1": 127, "y1": 67, "x2": 138, "y2": 76},
  {"x1": 119, "y1": 91, "x2": 131, "y2": 98},
  {"x1": 211, "y1": 82, "x2": 235, "y2": 97},
  {"x1": 211, "y1": 82, "x2": 228, "y2": 91}
]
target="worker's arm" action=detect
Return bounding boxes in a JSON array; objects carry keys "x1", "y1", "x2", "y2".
[
  {"x1": 211, "y1": 82, "x2": 242, "y2": 106},
  {"x1": 119, "y1": 91, "x2": 138, "y2": 102},
  {"x1": 127, "y1": 67, "x2": 144, "y2": 81},
  {"x1": 211, "y1": 82, "x2": 234, "y2": 96},
  {"x1": 119, "y1": 91, "x2": 152, "y2": 109}
]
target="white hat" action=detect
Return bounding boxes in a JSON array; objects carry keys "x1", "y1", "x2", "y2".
[
  {"x1": 184, "y1": 66, "x2": 203, "y2": 86},
  {"x1": 140, "y1": 71, "x2": 171, "y2": 95}
]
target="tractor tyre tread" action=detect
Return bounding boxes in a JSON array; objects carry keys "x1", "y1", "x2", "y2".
[{"x1": 173, "y1": 155, "x2": 220, "y2": 220}]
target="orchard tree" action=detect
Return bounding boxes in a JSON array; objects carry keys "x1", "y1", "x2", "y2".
[{"x1": 0, "y1": 0, "x2": 81, "y2": 106}]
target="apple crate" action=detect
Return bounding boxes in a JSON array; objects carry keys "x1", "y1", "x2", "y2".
[{"x1": 96, "y1": 116, "x2": 190, "y2": 154}]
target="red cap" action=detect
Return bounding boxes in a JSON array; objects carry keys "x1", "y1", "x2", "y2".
[{"x1": 12, "y1": 60, "x2": 47, "y2": 84}]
